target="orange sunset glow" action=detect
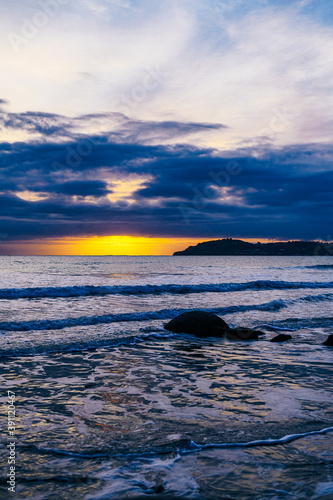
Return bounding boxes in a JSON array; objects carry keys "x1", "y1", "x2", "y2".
[
  {"x1": 0, "y1": 236, "x2": 278, "y2": 256},
  {"x1": 0, "y1": 236, "x2": 204, "y2": 256}
]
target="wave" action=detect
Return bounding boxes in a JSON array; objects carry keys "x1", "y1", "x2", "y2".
[
  {"x1": 188, "y1": 426, "x2": 333, "y2": 453},
  {"x1": 0, "y1": 300, "x2": 286, "y2": 332},
  {"x1": 301, "y1": 292, "x2": 333, "y2": 302},
  {"x1": 0, "y1": 331, "x2": 170, "y2": 358},
  {"x1": 1, "y1": 293, "x2": 332, "y2": 333},
  {"x1": 301, "y1": 264, "x2": 333, "y2": 270},
  {"x1": 259, "y1": 316, "x2": 333, "y2": 331},
  {"x1": 1, "y1": 280, "x2": 333, "y2": 300},
  {"x1": 24, "y1": 426, "x2": 333, "y2": 460}
]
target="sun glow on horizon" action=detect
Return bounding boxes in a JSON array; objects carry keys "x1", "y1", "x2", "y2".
[
  {"x1": 0, "y1": 235, "x2": 280, "y2": 256},
  {"x1": 0, "y1": 236, "x2": 205, "y2": 256}
]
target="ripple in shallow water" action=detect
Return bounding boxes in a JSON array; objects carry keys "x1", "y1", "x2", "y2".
[{"x1": 0, "y1": 339, "x2": 332, "y2": 499}]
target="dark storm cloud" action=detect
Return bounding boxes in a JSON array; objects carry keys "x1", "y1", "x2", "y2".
[
  {"x1": 0, "y1": 110, "x2": 332, "y2": 242},
  {"x1": 32, "y1": 180, "x2": 111, "y2": 197}
]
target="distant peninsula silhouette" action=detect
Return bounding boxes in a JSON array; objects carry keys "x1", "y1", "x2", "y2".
[{"x1": 173, "y1": 238, "x2": 333, "y2": 256}]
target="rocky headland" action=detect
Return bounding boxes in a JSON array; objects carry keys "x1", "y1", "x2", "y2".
[{"x1": 173, "y1": 238, "x2": 333, "y2": 256}]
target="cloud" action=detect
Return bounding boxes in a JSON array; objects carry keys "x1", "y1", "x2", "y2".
[
  {"x1": 1, "y1": 1, "x2": 332, "y2": 148},
  {"x1": 0, "y1": 108, "x2": 226, "y2": 144},
  {"x1": 0, "y1": 111, "x2": 73, "y2": 137},
  {"x1": 0, "y1": 0, "x2": 332, "y2": 244},
  {"x1": 31, "y1": 180, "x2": 111, "y2": 197},
  {"x1": 0, "y1": 114, "x2": 332, "y2": 241},
  {"x1": 115, "y1": 119, "x2": 227, "y2": 144}
]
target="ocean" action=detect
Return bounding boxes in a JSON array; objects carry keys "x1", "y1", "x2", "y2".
[{"x1": 0, "y1": 255, "x2": 332, "y2": 499}]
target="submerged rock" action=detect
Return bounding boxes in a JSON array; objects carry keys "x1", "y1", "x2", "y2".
[
  {"x1": 271, "y1": 334, "x2": 292, "y2": 343},
  {"x1": 323, "y1": 334, "x2": 333, "y2": 346},
  {"x1": 226, "y1": 327, "x2": 264, "y2": 341},
  {"x1": 164, "y1": 311, "x2": 229, "y2": 337}
]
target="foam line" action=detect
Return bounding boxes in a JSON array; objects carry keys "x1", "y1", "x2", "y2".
[{"x1": 25, "y1": 427, "x2": 333, "y2": 461}]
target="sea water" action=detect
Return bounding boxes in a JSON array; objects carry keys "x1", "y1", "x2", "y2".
[{"x1": 0, "y1": 255, "x2": 332, "y2": 499}]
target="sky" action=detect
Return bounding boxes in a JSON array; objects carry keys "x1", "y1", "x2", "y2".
[{"x1": 0, "y1": 0, "x2": 332, "y2": 255}]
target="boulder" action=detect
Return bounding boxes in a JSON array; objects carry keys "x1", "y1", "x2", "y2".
[
  {"x1": 226, "y1": 327, "x2": 264, "y2": 341},
  {"x1": 271, "y1": 334, "x2": 292, "y2": 343},
  {"x1": 164, "y1": 311, "x2": 229, "y2": 337},
  {"x1": 323, "y1": 334, "x2": 333, "y2": 347}
]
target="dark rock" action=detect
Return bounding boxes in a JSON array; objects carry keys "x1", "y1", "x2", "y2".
[
  {"x1": 226, "y1": 327, "x2": 264, "y2": 341},
  {"x1": 164, "y1": 311, "x2": 229, "y2": 337},
  {"x1": 271, "y1": 334, "x2": 292, "y2": 343},
  {"x1": 323, "y1": 334, "x2": 333, "y2": 346}
]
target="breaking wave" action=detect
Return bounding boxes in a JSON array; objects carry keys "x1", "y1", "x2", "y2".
[
  {"x1": 1, "y1": 293, "x2": 332, "y2": 332},
  {"x1": 0, "y1": 300, "x2": 286, "y2": 332},
  {"x1": 1, "y1": 280, "x2": 333, "y2": 300}
]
